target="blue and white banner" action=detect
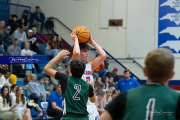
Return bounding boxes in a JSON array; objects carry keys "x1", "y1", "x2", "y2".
[
  {"x1": 158, "y1": 0, "x2": 180, "y2": 53},
  {"x1": 0, "y1": 56, "x2": 49, "y2": 64}
]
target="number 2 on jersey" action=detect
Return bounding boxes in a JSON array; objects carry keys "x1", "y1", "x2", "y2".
[
  {"x1": 145, "y1": 98, "x2": 156, "y2": 120},
  {"x1": 73, "y1": 84, "x2": 81, "y2": 100}
]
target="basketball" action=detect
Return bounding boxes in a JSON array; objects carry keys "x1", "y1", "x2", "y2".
[{"x1": 73, "y1": 26, "x2": 90, "y2": 43}]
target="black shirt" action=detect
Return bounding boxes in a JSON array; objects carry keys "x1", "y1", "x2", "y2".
[
  {"x1": 107, "y1": 73, "x2": 119, "y2": 82},
  {"x1": 55, "y1": 72, "x2": 94, "y2": 97}
]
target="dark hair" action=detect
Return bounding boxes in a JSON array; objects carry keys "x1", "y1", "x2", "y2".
[
  {"x1": 38, "y1": 76, "x2": 44, "y2": 81},
  {"x1": 19, "y1": 18, "x2": 27, "y2": 26},
  {"x1": 11, "y1": 84, "x2": 17, "y2": 92},
  {"x1": 71, "y1": 43, "x2": 90, "y2": 53},
  {"x1": 102, "y1": 76, "x2": 108, "y2": 88},
  {"x1": 0, "y1": 51, "x2": 4, "y2": 55},
  {"x1": 5, "y1": 70, "x2": 11, "y2": 74},
  {"x1": 108, "y1": 83, "x2": 115, "y2": 88},
  {"x1": 19, "y1": 25, "x2": 24, "y2": 29},
  {"x1": 69, "y1": 59, "x2": 85, "y2": 78},
  {"x1": 95, "y1": 54, "x2": 99, "y2": 58},
  {"x1": 36, "y1": 6, "x2": 40, "y2": 9},
  {"x1": 0, "y1": 85, "x2": 10, "y2": 106},
  {"x1": 112, "y1": 90, "x2": 116, "y2": 95},
  {"x1": 56, "y1": 36, "x2": 63, "y2": 49},
  {"x1": 97, "y1": 90, "x2": 105, "y2": 96},
  {"x1": 124, "y1": 69, "x2": 130, "y2": 74},
  {"x1": 12, "y1": 14, "x2": 18, "y2": 19}
]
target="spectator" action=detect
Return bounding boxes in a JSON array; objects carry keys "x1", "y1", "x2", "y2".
[
  {"x1": 12, "y1": 25, "x2": 27, "y2": 49},
  {"x1": 111, "y1": 90, "x2": 117, "y2": 100},
  {"x1": 0, "y1": 52, "x2": 17, "y2": 85},
  {"x1": 53, "y1": 60, "x2": 65, "y2": 71},
  {"x1": 115, "y1": 69, "x2": 140, "y2": 94},
  {"x1": 0, "y1": 85, "x2": 22, "y2": 120},
  {"x1": 107, "y1": 67, "x2": 119, "y2": 84},
  {"x1": 91, "y1": 54, "x2": 107, "y2": 78},
  {"x1": 108, "y1": 83, "x2": 115, "y2": 91},
  {"x1": 4, "y1": 70, "x2": 12, "y2": 87},
  {"x1": 102, "y1": 76, "x2": 109, "y2": 92},
  {"x1": 33, "y1": 6, "x2": 45, "y2": 33},
  {"x1": 95, "y1": 90, "x2": 105, "y2": 115},
  {"x1": 29, "y1": 27, "x2": 41, "y2": 54},
  {"x1": 64, "y1": 65, "x2": 69, "y2": 76},
  {"x1": 94, "y1": 77, "x2": 101, "y2": 90},
  {"x1": 12, "y1": 86, "x2": 43, "y2": 119},
  {"x1": 96, "y1": 83, "x2": 105, "y2": 95},
  {"x1": 12, "y1": 86, "x2": 32, "y2": 120},
  {"x1": 104, "y1": 57, "x2": 109, "y2": 70},
  {"x1": 8, "y1": 14, "x2": 19, "y2": 35},
  {"x1": 103, "y1": 89, "x2": 112, "y2": 108},
  {"x1": 7, "y1": 38, "x2": 22, "y2": 77},
  {"x1": 56, "y1": 36, "x2": 63, "y2": 50},
  {"x1": 10, "y1": 84, "x2": 17, "y2": 99},
  {"x1": 2, "y1": 26, "x2": 13, "y2": 51},
  {"x1": 27, "y1": 74, "x2": 42, "y2": 105},
  {"x1": 44, "y1": 35, "x2": 60, "y2": 58},
  {"x1": 44, "y1": 77, "x2": 50, "y2": 91},
  {"x1": 21, "y1": 42, "x2": 42, "y2": 73},
  {"x1": 47, "y1": 83, "x2": 63, "y2": 120},
  {"x1": 108, "y1": 76, "x2": 114, "y2": 84},
  {"x1": 37, "y1": 77, "x2": 50, "y2": 102},
  {"x1": 0, "y1": 20, "x2": 5, "y2": 35},
  {"x1": 0, "y1": 72, "x2": 6, "y2": 88},
  {"x1": 18, "y1": 18, "x2": 29, "y2": 33}
]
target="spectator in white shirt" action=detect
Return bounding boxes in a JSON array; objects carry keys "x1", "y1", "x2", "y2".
[
  {"x1": 4, "y1": 70, "x2": 12, "y2": 87},
  {"x1": 10, "y1": 84, "x2": 17, "y2": 99},
  {"x1": 0, "y1": 85, "x2": 22, "y2": 120},
  {"x1": 0, "y1": 72, "x2": 6, "y2": 88},
  {"x1": 21, "y1": 42, "x2": 42, "y2": 73}
]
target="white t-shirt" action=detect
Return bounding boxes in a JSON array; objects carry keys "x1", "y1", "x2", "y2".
[{"x1": 10, "y1": 92, "x2": 15, "y2": 100}]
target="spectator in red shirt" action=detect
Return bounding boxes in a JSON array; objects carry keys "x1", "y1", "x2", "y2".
[
  {"x1": 44, "y1": 35, "x2": 60, "y2": 57},
  {"x1": 91, "y1": 54, "x2": 107, "y2": 78}
]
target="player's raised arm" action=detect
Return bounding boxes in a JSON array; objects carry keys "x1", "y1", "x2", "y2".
[
  {"x1": 44, "y1": 50, "x2": 70, "y2": 78},
  {"x1": 71, "y1": 32, "x2": 80, "y2": 60},
  {"x1": 88, "y1": 35, "x2": 107, "y2": 71}
]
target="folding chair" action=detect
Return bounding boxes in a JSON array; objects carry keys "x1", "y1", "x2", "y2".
[{"x1": 41, "y1": 102, "x2": 54, "y2": 120}]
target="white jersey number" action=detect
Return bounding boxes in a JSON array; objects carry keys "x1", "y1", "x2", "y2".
[
  {"x1": 145, "y1": 98, "x2": 156, "y2": 120},
  {"x1": 73, "y1": 84, "x2": 81, "y2": 100}
]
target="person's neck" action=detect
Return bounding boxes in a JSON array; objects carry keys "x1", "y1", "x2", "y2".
[
  {"x1": 57, "y1": 91, "x2": 62, "y2": 95},
  {"x1": 146, "y1": 79, "x2": 168, "y2": 86},
  {"x1": 13, "y1": 44, "x2": 17, "y2": 47},
  {"x1": 125, "y1": 77, "x2": 130, "y2": 81},
  {"x1": 106, "y1": 95, "x2": 109, "y2": 100},
  {"x1": 25, "y1": 48, "x2": 28, "y2": 50}
]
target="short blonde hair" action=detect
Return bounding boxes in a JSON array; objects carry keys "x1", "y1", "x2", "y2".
[
  {"x1": 44, "y1": 77, "x2": 49, "y2": 81},
  {"x1": 106, "y1": 89, "x2": 112, "y2": 93},
  {"x1": 145, "y1": 48, "x2": 174, "y2": 82},
  {"x1": 32, "y1": 27, "x2": 37, "y2": 31},
  {"x1": 31, "y1": 74, "x2": 37, "y2": 77}
]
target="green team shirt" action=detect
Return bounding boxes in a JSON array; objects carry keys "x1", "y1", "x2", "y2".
[
  {"x1": 106, "y1": 85, "x2": 180, "y2": 120},
  {"x1": 55, "y1": 72, "x2": 94, "y2": 119}
]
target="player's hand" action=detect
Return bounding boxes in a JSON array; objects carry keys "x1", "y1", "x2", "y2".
[
  {"x1": 56, "y1": 50, "x2": 70, "y2": 60},
  {"x1": 87, "y1": 33, "x2": 94, "y2": 45},
  {"x1": 71, "y1": 31, "x2": 78, "y2": 42},
  {"x1": 88, "y1": 80, "x2": 94, "y2": 87}
]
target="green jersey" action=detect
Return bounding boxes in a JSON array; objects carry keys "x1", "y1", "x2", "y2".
[{"x1": 106, "y1": 85, "x2": 180, "y2": 120}]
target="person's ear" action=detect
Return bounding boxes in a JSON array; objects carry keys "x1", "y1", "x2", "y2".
[
  {"x1": 168, "y1": 71, "x2": 175, "y2": 81},
  {"x1": 143, "y1": 67, "x2": 147, "y2": 77}
]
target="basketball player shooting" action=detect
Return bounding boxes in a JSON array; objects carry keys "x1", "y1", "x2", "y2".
[
  {"x1": 71, "y1": 31, "x2": 107, "y2": 120},
  {"x1": 44, "y1": 50, "x2": 96, "y2": 120}
]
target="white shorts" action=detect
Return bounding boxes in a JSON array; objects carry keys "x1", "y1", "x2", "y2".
[{"x1": 87, "y1": 102, "x2": 99, "y2": 120}]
